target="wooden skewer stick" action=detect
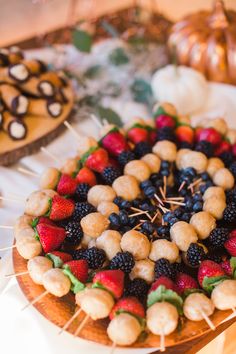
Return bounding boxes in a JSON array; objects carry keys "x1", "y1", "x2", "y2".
[
  {"x1": 154, "y1": 194, "x2": 164, "y2": 206},
  {"x1": 159, "y1": 187, "x2": 165, "y2": 201},
  {"x1": 17, "y1": 167, "x2": 39, "y2": 178},
  {"x1": 160, "y1": 331, "x2": 165, "y2": 352},
  {"x1": 0, "y1": 225, "x2": 13, "y2": 229},
  {"x1": 132, "y1": 222, "x2": 143, "y2": 230},
  {"x1": 91, "y1": 114, "x2": 103, "y2": 128},
  {"x1": 130, "y1": 207, "x2": 152, "y2": 220},
  {"x1": 151, "y1": 210, "x2": 159, "y2": 223},
  {"x1": 178, "y1": 181, "x2": 186, "y2": 192},
  {"x1": 40, "y1": 147, "x2": 60, "y2": 164},
  {"x1": 129, "y1": 211, "x2": 149, "y2": 217},
  {"x1": 0, "y1": 244, "x2": 16, "y2": 251},
  {"x1": 165, "y1": 201, "x2": 186, "y2": 206},
  {"x1": 21, "y1": 290, "x2": 48, "y2": 311},
  {"x1": 0, "y1": 196, "x2": 24, "y2": 203},
  {"x1": 199, "y1": 310, "x2": 215, "y2": 331},
  {"x1": 110, "y1": 342, "x2": 116, "y2": 354},
  {"x1": 5, "y1": 270, "x2": 29, "y2": 278},
  {"x1": 163, "y1": 176, "x2": 167, "y2": 197},
  {"x1": 166, "y1": 197, "x2": 184, "y2": 201},
  {"x1": 64, "y1": 121, "x2": 81, "y2": 140},
  {"x1": 59, "y1": 307, "x2": 83, "y2": 335},
  {"x1": 187, "y1": 178, "x2": 202, "y2": 190},
  {"x1": 74, "y1": 314, "x2": 89, "y2": 337}
]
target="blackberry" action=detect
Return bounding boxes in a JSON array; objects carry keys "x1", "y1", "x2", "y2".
[
  {"x1": 209, "y1": 228, "x2": 229, "y2": 248},
  {"x1": 72, "y1": 202, "x2": 95, "y2": 221},
  {"x1": 179, "y1": 141, "x2": 193, "y2": 149},
  {"x1": 134, "y1": 141, "x2": 151, "y2": 158},
  {"x1": 157, "y1": 127, "x2": 175, "y2": 142},
  {"x1": 219, "y1": 152, "x2": 234, "y2": 167},
  {"x1": 206, "y1": 251, "x2": 223, "y2": 264},
  {"x1": 102, "y1": 166, "x2": 121, "y2": 185},
  {"x1": 226, "y1": 189, "x2": 236, "y2": 203},
  {"x1": 72, "y1": 248, "x2": 86, "y2": 260},
  {"x1": 84, "y1": 247, "x2": 106, "y2": 269},
  {"x1": 186, "y1": 243, "x2": 206, "y2": 267},
  {"x1": 75, "y1": 183, "x2": 90, "y2": 201},
  {"x1": 173, "y1": 262, "x2": 185, "y2": 273},
  {"x1": 110, "y1": 251, "x2": 135, "y2": 273},
  {"x1": 223, "y1": 203, "x2": 236, "y2": 223},
  {"x1": 65, "y1": 221, "x2": 83, "y2": 245},
  {"x1": 124, "y1": 278, "x2": 149, "y2": 303},
  {"x1": 230, "y1": 162, "x2": 236, "y2": 178},
  {"x1": 118, "y1": 150, "x2": 135, "y2": 166},
  {"x1": 195, "y1": 140, "x2": 214, "y2": 158},
  {"x1": 154, "y1": 258, "x2": 176, "y2": 280}
]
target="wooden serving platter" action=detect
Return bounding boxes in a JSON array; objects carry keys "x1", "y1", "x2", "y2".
[
  {"x1": 0, "y1": 84, "x2": 74, "y2": 166},
  {"x1": 13, "y1": 247, "x2": 234, "y2": 352}
]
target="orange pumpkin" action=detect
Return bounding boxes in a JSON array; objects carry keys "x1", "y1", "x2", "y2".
[{"x1": 168, "y1": 0, "x2": 236, "y2": 84}]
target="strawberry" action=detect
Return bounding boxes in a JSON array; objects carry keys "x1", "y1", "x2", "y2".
[
  {"x1": 109, "y1": 296, "x2": 145, "y2": 320},
  {"x1": 224, "y1": 236, "x2": 236, "y2": 256},
  {"x1": 75, "y1": 166, "x2": 97, "y2": 186},
  {"x1": 101, "y1": 130, "x2": 129, "y2": 156},
  {"x1": 215, "y1": 141, "x2": 231, "y2": 156},
  {"x1": 63, "y1": 260, "x2": 88, "y2": 283},
  {"x1": 195, "y1": 127, "x2": 203, "y2": 142},
  {"x1": 36, "y1": 223, "x2": 66, "y2": 253},
  {"x1": 37, "y1": 217, "x2": 55, "y2": 226},
  {"x1": 198, "y1": 260, "x2": 227, "y2": 292},
  {"x1": 155, "y1": 114, "x2": 176, "y2": 130},
  {"x1": 46, "y1": 250, "x2": 72, "y2": 267},
  {"x1": 175, "y1": 272, "x2": 198, "y2": 295},
  {"x1": 149, "y1": 276, "x2": 177, "y2": 293},
  {"x1": 232, "y1": 144, "x2": 236, "y2": 157},
  {"x1": 198, "y1": 128, "x2": 222, "y2": 145},
  {"x1": 149, "y1": 130, "x2": 156, "y2": 144},
  {"x1": 56, "y1": 174, "x2": 77, "y2": 195},
  {"x1": 175, "y1": 125, "x2": 194, "y2": 144},
  {"x1": 220, "y1": 257, "x2": 236, "y2": 278},
  {"x1": 127, "y1": 126, "x2": 149, "y2": 144},
  {"x1": 84, "y1": 147, "x2": 109, "y2": 173},
  {"x1": 230, "y1": 230, "x2": 236, "y2": 238},
  {"x1": 93, "y1": 269, "x2": 124, "y2": 299},
  {"x1": 49, "y1": 195, "x2": 75, "y2": 221}
]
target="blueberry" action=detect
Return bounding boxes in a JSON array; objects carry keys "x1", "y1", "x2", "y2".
[
  {"x1": 184, "y1": 167, "x2": 197, "y2": 177},
  {"x1": 163, "y1": 212, "x2": 173, "y2": 222},
  {"x1": 119, "y1": 210, "x2": 129, "y2": 225},
  {"x1": 140, "y1": 180, "x2": 152, "y2": 190},
  {"x1": 199, "y1": 184, "x2": 208, "y2": 194},
  {"x1": 141, "y1": 221, "x2": 155, "y2": 234},
  {"x1": 174, "y1": 207, "x2": 183, "y2": 218},
  {"x1": 156, "y1": 225, "x2": 170, "y2": 239},
  {"x1": 121, "y1": 226, "x2": 131, "y2": 233},
  {"x1": 201, "y1": 172, "x2": 210, "y2": 181},
  {"x1": 132, "y1": 198, "x2": 142, "y2": 208},
  {"x1": 180, "y1": 189, "x2": 188, "y2": 196},
  {"x1": 113, "y1": 196, "x2": 123, "y2": 207},
  {"x1": 144, "y1": 186, "x2": 156, "y2": 198},
  {"x1": 140, "y1": 202, "x2": 155, "y2": 212},
  {"x1": 161, "y1": 161, "x2": 170, "y2": 169},
  {"x1": 128, "y1": 216, "x2": 139, "y2": 227},
  {"x1": 193, "y1": 201, "x2": 203, "y2": 212},
  {"x1": 169, "y1": 217, "x2": 179, "y2": 226},
  {"x1": 206, "y1": 180, "x2": 213, "y2": 188},
  {"x1": 150, "y1": 173, "x2": 160, "y2": 183},
  {"x1": 154, "y1": 179, "x2": 163, "y2": 188},
  {"x1": 193, "y1": 194, "x2": 202, "y2": 202},
  {"x1": 120, "y1": 200, "x2": 131, "y2": 209},
  {"x1": 186, "y1": 199, "x2": 193, "y2": 210},
  {"x1": 181, "y1": 213, "x2": 191, "y2": 222},
  {"x1": 161, "y1": 169, "x2": 170, "y2": 177},
  {"x1": 109, "y1": 213, "x2": 121, "y2": 229}
]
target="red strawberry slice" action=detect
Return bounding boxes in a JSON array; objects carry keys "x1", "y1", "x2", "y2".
[
  {"x1": 37, "y1": 217, "x2": 55, "y2": 226},
  {"x1": 215, "y1": 141, "x2": 231, "y2": 156},
  {"x1": 175, "y1": 125, "x2": 194, "y2": 144},
  {"x1": 230, "y1": 230, "x2": 236, "y2": 238},
  {"x1": 198, "y1": 260, "x2": 226, "y2": 292},
  {"x1": 110, "y1": 296, "x2": 145, "y2": 320},
  {"x1": 85, "y1": 148, "x2": 109, "y2": 173},
  {"x1": 36, "y1": 223, "x2": 66, "y2": 253},
  {"x1": 224, "y1": 236, "x2": 236, "y2": 256},
  {"x1": 102, "y1": 131, "x2": 129, "y2": 156},
  {"x1": 175, "y1": 272, "x2": 198, "y2": 295},
  {"x1": 46, "y1": 250, "x2": 72, "y2": 267},
  {"x1": 75, "y1": 167, "x2": 97, "y2": 186},
  {"x1": 198, "y1": 128, "x2": 222, "y2": 145},
  {"x1": 127, "y1": 127, "x2": 149, "y2": 144},
  {"x1": 195, "y1": 127, "x2": 203, "y2": 142},
  {"x1": 232, "y1": 144, "x2": 236, "y2": 157},
  {"x1": 149, "y1": 130, "x2": 156, "y2": 144},
  {"x1": 221, "y1": 257, "x2": 236, "y2": 278},
  {"x1": 155, "y1": 114, "x2": 176, "y2": 129},
  {"x1": 93, "y1": 269, "x2": 124, "y2": 299},
  {"x1": 49, "y1": 195, "x2": 75, "y2": 221},
  {"x1": 64, "y1": 260, "x2": 88, "y2": 283},
  {"x1": 57, "y1": 174, "x2": 77, "y2": 195},
  {"x1": 149, "y1": 276, "x2": 177, "y2": 293}
]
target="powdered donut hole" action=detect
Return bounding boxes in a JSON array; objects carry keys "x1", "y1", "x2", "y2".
[
  {"x1": 203, "y1": 186, "x2": 226, "y2": 201},
  {"x1": 80, "y1": 212, "x2": 109, "y2": 238},
  {"x1": 129, "y1": 259, "x2": 155, "y2": 284},
  {"x1": 149, "y1": 239, "x2": 179, "y2": 263},
  {"x1": 112, "y1": 175, "x2": 140, "y2": 201},
  {"x1": 207, "y1": 158, "x2": 224, "y2": 178},
  {"x1": 152, "y1": 140, "x2": 177, "y2": 162},
  {"x1": 190, "y1": 211, "x2": 216, "y2": 240},
  {"x1": 213, "y1": 168, "x2": 234, "y2": 190},
  {"x1": 124, "y1": 160, "x2": 151, "y2": 182},
  {"x1": 170, "y1": 221, "x2": 198, "y2": 252},
  {"x1": 180, "y1": 151, "x2": 208, "y2": 174},
  {"x1": 203, "y1": 196, "x2": 226, "y2": 220},
  {"x1": 141, "y1": 153, "x2": 161, "y2": 173},
  {"x1": 176, "y1": 149, "x2": 191, "y2": 170},
  {"x1": 97, "y1": 201, "x2": 119, "y2": 218},
  {"x1": 87, "y1": 185, "x2": 116, "y2": 208},
  {"x1": 121, "y1": 230, "x2": 150, "y2": 260}
]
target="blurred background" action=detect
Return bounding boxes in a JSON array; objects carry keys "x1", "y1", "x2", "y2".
[{"x1": 1, "y1": 0, "x2": 236, "y2": 47}]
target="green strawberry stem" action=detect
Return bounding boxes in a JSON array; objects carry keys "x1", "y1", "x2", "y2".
[
  {"x1": 80, "y1": 146, "x2": 98, "y2": 165},
  {"x1": 147, "y1": 285, "x2": 183, "y2": 315},
  {"x1": 63, "y1": 266, "x2": 85, "y2": 294}
]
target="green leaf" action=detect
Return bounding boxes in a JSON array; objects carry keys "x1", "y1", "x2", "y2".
[
  {"x1": 34, "y1": 229, "x2": 40, "y2": 241},
  {"x1": 44, "y1": 198, "x2": 52, "y2": 217},
  {"x1": 46, "y1": 253, "x2": 63, "y2": 268},
  {"x1": 97, "y1": 106, "x2": 122, "y2": 127},
  {"x1": 92, "y1": 281, "x2": 114, "y2": 298},
  {"x1": 31, "y1": 217, "x2": 39, "y2": 229},
  {"x1": 115, "y1": 309, "x2": 146, "y2": 329},
  {"x1": 72, "y1": 29, "x2": 92, "y2": 53},
  {"x1": 109, "y1": 47, "x2": 129, "y2": 66},
  {"x1": 153, "y1": 105, "x2": 178, "y2": 122},
  {"x1": 101, "y1": 20, "x2": 119, "y2": 38},
  {"x1": 84, "y1": 65, "x2": 103, "y2": 79},
  {"x1": 230, "y1": 257, "x2": 236, "y2": 279},
  {"x1": 130, "y1": 78, "x2": 153, "y2": 104},
  {"x1": 147, "y1": 285, "x2": 183, "y2": 314},
  {"x1": 80, "y1": 146, "x2": 98, "y2": 165},
  {"x1": 202, "y1": 275, "x2": 229, "y2": 294},
  {"x1": 63, "y1": 266, "x2": 85, "y2": 294}
]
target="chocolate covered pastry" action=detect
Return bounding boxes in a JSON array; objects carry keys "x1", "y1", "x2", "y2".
[
  {"x1": 0, "y1": 84, "x2": 29, "y2": 116},
  {"x1": 8, "y1": 46, "x2": 24, "y2": 64},
  {"x1": 28, "y1": 98, "x2": 63, "y2": 118},
  {"x1": 23, "y1": 59, "x2": 47, "y2": 75},
  {"x1": 0, "y1": 64, "x2": 30, "y2": 84},
  {"x1": 2, "y1": 110, "x2": 27, "y2": 140},
  {"x1": 21, "y1": 76, "x2": 55, "y2": 98}
]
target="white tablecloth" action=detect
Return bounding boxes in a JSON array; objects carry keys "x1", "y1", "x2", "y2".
[{"x1": 1, "y1": 48, "x2": 236, "y2": 353}]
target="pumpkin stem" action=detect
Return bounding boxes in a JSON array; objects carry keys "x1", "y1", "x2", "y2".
[
  {"x1": 208, "y1": 0, "x2": 229, "y2": 29},
  {"x1": 170, "y1": 44, "x2": 179, "y2": 76}
]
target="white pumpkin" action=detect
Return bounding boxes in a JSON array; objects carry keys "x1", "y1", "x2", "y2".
[{"x1": 151, "y1": 65, "x2": 208, "y2": 115}]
